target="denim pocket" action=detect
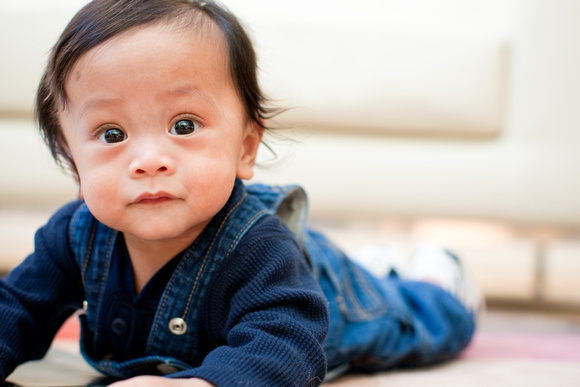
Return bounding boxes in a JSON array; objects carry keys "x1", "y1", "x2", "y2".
[
  {"x1": 339, "y1": 258, "x2": 387, "y2": 321},
  {"x1": 306, "y1": 229, "x2": 387, "y2": 323}
]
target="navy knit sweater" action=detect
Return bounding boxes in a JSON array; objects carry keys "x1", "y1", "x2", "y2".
[{"x1": 0, "y1": 201, "x2": 329, "y2": 386}]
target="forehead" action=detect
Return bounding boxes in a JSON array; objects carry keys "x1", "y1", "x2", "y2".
[{"x1": 66, "y1": 18, "x2": 231, "y2": 95}]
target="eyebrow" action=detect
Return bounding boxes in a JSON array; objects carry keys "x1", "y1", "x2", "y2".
[
  {"x1": 77, "y1": 97, "x2": 121, "y2": 119},
  {"x1": 158, "y1": 86, "x2": 220, "y2": 108}
]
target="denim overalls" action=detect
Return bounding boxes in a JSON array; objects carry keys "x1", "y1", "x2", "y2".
[{"x1": 68, "y1": 179, "x2": 475, "y2": 380}]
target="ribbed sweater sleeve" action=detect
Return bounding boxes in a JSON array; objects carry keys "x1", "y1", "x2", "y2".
[
  {"x1": 169, "y1": 217, "x2": 329, "y2": 386},
  {"x1": 0, "y1": 201, "x2": 85, "y2": 381}
]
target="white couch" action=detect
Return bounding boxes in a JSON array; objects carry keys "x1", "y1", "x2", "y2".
[
  {"x1": 2, "y1": 0, "x2": 580, "y2": 223},
  {"x1": 1, "y1": 0, "x2": 580, "y2": 303}
]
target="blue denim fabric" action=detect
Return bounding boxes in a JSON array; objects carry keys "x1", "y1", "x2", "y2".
[
  {"x1": 247, "y1": 184, "x2": 476, "y2": 378},
  {"x1": 68, "y1": 180, "x2": 475, "y2": 379}
]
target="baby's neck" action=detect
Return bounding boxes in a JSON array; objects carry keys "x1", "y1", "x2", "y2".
[{"x1": 123, "y1": 233, "x2": 191, "y2": 294}]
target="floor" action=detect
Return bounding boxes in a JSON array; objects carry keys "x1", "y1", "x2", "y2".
[{"x1": 6, "y1": 304, "x2": 580, "y2": 386}]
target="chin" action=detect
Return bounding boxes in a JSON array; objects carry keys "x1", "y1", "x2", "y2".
[{"x1": 134, "y1": 228, "x2": 182, "y2": 241}]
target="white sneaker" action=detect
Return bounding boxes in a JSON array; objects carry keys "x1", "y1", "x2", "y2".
[
  {"x1": 350, "y1": 244, "x2": 406, "y2": 278},
  {"x1": 407, "y1": 243, "x2": 485, "y2": 319}
]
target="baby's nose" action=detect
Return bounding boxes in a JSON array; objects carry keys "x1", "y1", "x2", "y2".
[{"x1": 129, "y1": 142, "x2": 175, "y2": 177}]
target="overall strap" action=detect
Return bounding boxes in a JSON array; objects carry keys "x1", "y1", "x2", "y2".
[
  {"x1": 68, "y1": 203, "x2": 118, "y2": 345},
  {"x1": 246, "y1": 183, "x2": 312, "y2": 268},
  {"x1": 145, "y1": 184, "x2": 270, "y2": 360}
]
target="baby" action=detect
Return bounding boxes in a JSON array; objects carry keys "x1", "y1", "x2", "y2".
[{"x1": 0, "y1": 1, "x2": 482, "y2": 386}]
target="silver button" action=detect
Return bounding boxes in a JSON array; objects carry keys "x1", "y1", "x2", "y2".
[{"x1": 168, "y1": 317, "x2": 187, "y2": 335}]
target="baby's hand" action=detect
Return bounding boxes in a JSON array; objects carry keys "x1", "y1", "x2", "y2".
[{"x1": 109, "y1": 375, "x2": 214, "y2": 387}]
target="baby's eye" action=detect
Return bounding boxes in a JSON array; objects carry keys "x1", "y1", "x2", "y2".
[
  {"x1": 99, "y1": 128, "x2": 127, "y2": 144},
  {"x1": 170, "y1": 119, "x2": 199, "y2": 136}
]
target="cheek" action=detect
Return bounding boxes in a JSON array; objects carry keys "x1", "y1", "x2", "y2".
[
  {"x1": 77, "y1": 164, "x2": 119, "y2": 204},
  {"x1": 74, "y1": 146, "x2": 122, "y2": 186},
  {"x1": 79, "y1": 173, "x2": 124, "y2": 229},
  {"x1": 191, "y1": 155, "x2": 240, "y2": 188}
]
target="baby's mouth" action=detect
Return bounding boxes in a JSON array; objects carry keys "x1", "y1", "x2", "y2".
[{"x1": 134, "y1": 191, "x2": 177, "y2": 204}]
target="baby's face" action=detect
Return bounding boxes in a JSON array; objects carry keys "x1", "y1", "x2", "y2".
[{"x1": 59, "y1": 22, "x2": 261, "y2": 249}]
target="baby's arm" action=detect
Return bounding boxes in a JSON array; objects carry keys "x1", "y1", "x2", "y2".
[{"x1": 0, "y1": 202, "x2": 85, "y2": 381}]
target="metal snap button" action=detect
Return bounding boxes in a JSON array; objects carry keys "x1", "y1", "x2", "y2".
[
  {"x1": 111, "y1": 318, "x2": 128, "y2": 336},
  {"x1": 168, "y1": 317, "x2": 187, "y2": 335}
]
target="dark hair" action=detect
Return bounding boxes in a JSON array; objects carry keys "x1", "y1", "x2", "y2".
[{"x1": 36, "y1": 0, "x2": 275, "y2": 177}]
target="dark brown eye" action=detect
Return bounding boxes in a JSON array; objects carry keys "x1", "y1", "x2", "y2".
[
  {"x1": 100, "y1": 128, "x2": 127, "y2": 143},
  {"x1": 170, "y1": 119, "x2": 199, "y2": 136}
]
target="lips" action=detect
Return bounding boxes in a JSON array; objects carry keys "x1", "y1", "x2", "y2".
[{"x1": 134, "y1": 191, "x2": 177, "y2": 204}]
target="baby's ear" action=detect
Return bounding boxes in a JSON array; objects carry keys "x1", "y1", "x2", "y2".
[{"x1": 236, "y1": 121, "x2": 264, "y2": 180}]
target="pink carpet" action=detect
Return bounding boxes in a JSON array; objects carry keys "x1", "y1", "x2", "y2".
[
  {"x1": 54, "y1": 315, "x2": 81, "y2": 341},
  {"x1": 462, "y1": 332, "x2": 580, "y2": 361},
  {"x1": 53, "y1": 315, "x2": 580, "y2": 386}
]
